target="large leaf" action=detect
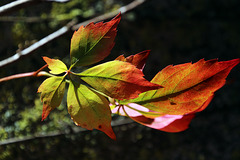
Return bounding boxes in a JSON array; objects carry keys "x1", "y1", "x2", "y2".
[
  {"x1": 70, "y1": 13, "x2": 121, "y2": 67},
  {"x1": 43, "y1": 56, "x2": 68, "y2": 74},
  {"x1": 78, "y1": 60, "x2": 161, "y2": 100},
  {"x1": 129, "y1": 58, "x2": 240, "y2": 115},
  {"x1": 115, "y1": 50, "x2": 150, "y2": 70},
  {"x1": 37, "y1": 76, "x2": 66, "y2": 120},
  {"x1": 67, "y1": 81, "x2": 116, "y2": 140}
]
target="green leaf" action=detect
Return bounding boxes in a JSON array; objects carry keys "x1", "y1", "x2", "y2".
[
  {"x1": 67, "y1": 81, "x2": 116, "y2": 140},
  {"x1": 38, "y1": 76, "x2": 66, "y2": 120},
  {"x1": 70, "y1": 13, "x2": 121, "y2": 67},
  {"x1": 43, "y1": 56, "x2": 68, "y2": 74},
  {"x1": 78, "y1": 61, "x2": 161, "y2": 100}
]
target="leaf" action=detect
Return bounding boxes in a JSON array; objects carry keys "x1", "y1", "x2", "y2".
[
  {"x1": 115, "y1": 50, "x2": 151, "y2": 70},
  {"x1": 37, "y1": 76, "x2": 66, "y2": 120},
  {"x1": 70, "y1": 13, "x2": 121, "y2": 67},
  {"x1": 159, "y1": 96, "x2": 214, "y2": 132},
  {"x1": 111, "y1": 103, "x2": 194, "y2": 132},
  {"x1": 158, "y1": 114, "x2": 195, "y2": 132},
  {"x1": 67, "y1": 81, "x2": 116, "y2": 140},
  {"x1": 130, "y1": 58, "x2": 240, "y2": 115},
  {"x1": 78, "y1": 60, "x2": 161, "y2": 100},
  {"x1": 112, "y1": 95, "x2": 214, "y2": 132},
  {"x1": 43, "y1": 56, "x2": 68, "y2": 74}
]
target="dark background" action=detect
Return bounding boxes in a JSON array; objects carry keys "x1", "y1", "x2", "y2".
[{"x1": 0, "y1": 0, "x2": 240, "y2": 159}]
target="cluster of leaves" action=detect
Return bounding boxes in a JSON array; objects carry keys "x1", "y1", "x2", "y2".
[{"x1": 38, "y1": 13, "x2": 240, "y2": 139}]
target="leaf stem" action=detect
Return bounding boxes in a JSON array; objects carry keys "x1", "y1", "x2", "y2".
[
  {"x1": 125, "y1": 104, "x2": 160, "y2": 118},
  {"x1": 0, "y1": 64, "x2": 52, "y2": 83}
]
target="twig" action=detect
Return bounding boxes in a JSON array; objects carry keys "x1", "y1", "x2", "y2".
[
  {"x1": 0, "y1": 64, "x2": 49, "y2": 83},
  {"x1": 0, "y1": 20, "x2": 75, "y2": 68},
  {"x1": 72, "y1": 0, "x2": 146, "y2": 30},
  {"x1": 0, "y1": 0, "x2": 146, "y2": 68},
  {"x1": 0, "y1": 118, "x2": 133, "y2": 146},
  {"x1": 0, "y1": 16, "x2": 48, "y2": 23},
  {"x1": 0, "y1": 0, "x2": 70, "y2": 16}
]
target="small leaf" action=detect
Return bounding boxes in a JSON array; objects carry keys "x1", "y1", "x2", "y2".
[
  {"x1": 43, "y1": 56, "x2": 68, "y2": 74},
  {"x1": 130, "y1": 58, "x2": 240, "y2": 115},
  {"x1": 38, "y1": 76, "x2": 66, "y2": 120},
  {"x1": 115, "y1": 50, "x2": 150, "y2": 70},
  {"x1": 67, "y1": 81, "x2": 116, "y2": 140},
  {"x1": 78, "y1": 61, "x2": 161, "y2": 100},
  {"x1": 70, "y1": 13, "x2": 121, "y2": 67}
]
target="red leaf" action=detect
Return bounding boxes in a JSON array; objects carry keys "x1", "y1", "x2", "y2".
[
  {"x1": 115, "y1": 50, "x2": 151, "y2": 70},
  {"x1": 158, "y1": 114, "x2": 195, "y2": 132},
  {"x1": 111, "y1": 103, "x2": 194, "y2": 132},
  {"x1": 70, "y1": 13, "x2": 121, "y2": 67}
]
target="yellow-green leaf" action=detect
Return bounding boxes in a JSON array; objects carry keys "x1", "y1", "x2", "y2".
[
  {"x1": 43, "y1": 56, "x2": 68, "y2": 74},
  {"x1": 67, "y1": 81, "x2": 116, "y2": 140},
  {"x1": 38, "y1": 76, "x2": 66, "y2": 120},
  {"x1": 78, "y1": 61, "x2": 161, "y2": 100}
]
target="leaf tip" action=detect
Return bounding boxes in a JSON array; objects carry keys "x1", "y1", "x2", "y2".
[
  {"x1": 97, "y1": 124, "x2": 116, "y2": 140},
  {"x1": 113, "y1": 12, "x2": 121, "y2": 21},
  {"x1": 41, "y1": 105, "x2": 51, "y2": 121},
  {"x1": 42, "y1": 56, "x2": 50, "y2": 63}
]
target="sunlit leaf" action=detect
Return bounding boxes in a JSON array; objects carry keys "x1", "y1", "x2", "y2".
[
  {"x1": 78, "y1": 60, "x2": 161, "y2": 100},
  {"x1": 112, "y1": 95, "x2": 213, "y2": 132},
  {"x1": 70, "y1": 13, "x2": 121, "y2": 67},
  {"x1": 129, "y1": 58, "x2": 240, "y2": 115},
  {"x1": 67, "y1": 81, "x2": 116, "y2": 140},
  {"x1": 37, "y1": 76, "x2": 66, "y2": 120},
  {"x1": 111, "y1": 103, "x2": 193, "y2": 132},
  {"x1": 43, "y1": 56, "x2": 68, "y2": 74}
]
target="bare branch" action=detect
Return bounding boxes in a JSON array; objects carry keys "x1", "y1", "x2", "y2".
[
  {"x1": 0, "y1": 16, "x2": 48, "y2": 23},
  {"x1": 0, "y1": 0, "x2": 70, "y2": 16},
  {"x1": 0, "y1": 21, "x2": 74, "y2": 68},
  {"x1": 0, "y1": 118, "x2": 133, "y2": 146},
  {"x1": 0, "y1": 0, "x2": 146, "y2": 68},
  {"x1": 72, "y1": 0, "x2": 146, "y2": 30}
]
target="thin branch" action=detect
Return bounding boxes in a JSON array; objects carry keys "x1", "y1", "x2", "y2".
[
  {"x1": 0, "y1": 16, "x2": 48, "y2": 23},
  {"x1": 0, "y1": 0, "x2": 146, "y2": 68},
  {"x1": 0, "y1": 118, "x2": 134, "y2": 146},
  {"x1": 0, "y1": 64, "x2": 50, "y2": 83},
  {"x1": 72, "y1": 0, "x2": 146, "y2": 30},
  {"x1": 0, "y1": 20, "x2": 75, "y2": 68},
  {"x1": 0, "y1": 0, "x2": 70, "y2": 16}
]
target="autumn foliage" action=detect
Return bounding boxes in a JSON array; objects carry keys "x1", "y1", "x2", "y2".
[{"x1": 2, "y1": 13, "x2": 239, "y2": 139}]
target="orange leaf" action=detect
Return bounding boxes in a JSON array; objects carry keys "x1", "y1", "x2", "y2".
[{"x1": 130, "y1": 59, "x2": 240, "y2": 115}]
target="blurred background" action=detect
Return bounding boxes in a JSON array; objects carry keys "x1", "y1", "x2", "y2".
[{"x1": 0, "y1": 0, "x2": 240, "y2": 159}]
